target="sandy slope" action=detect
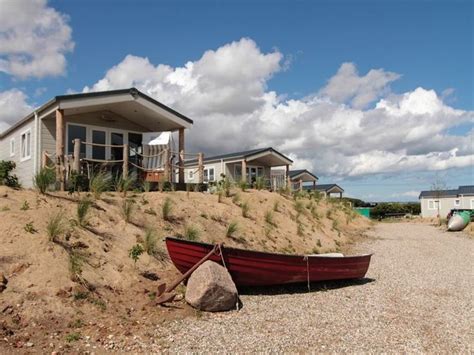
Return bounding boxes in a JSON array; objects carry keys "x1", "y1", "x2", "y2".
[{"x1": 0, "y1": 186, "x2": 369, "y2": 352}]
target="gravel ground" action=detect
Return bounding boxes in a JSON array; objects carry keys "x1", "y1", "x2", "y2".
[{"x1": 156, "y1": 222, "x2": 473, "y2": 353}]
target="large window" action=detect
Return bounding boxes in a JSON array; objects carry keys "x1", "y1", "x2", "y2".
[
  {"x1": 92, "y1": 130, "x2": 106, "y2": 160},
  {"x1": 428, "y1": 200, "x2": 440, "y2": 210},
  {"x1": 20, "y1": 129, "x2": 31, "y2": 161},
  {"x1": 110, "y1": 132, "x2": 124, "y2": 160},
  {"x1": 67, "y1": 124, "x2": 87, "y2": 157},
  {"x1": 203, "y1": 167, "x2": 215, "y2": 182}
]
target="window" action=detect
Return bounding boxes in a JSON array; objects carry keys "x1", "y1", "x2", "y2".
[
  {"x1": 234, "y1": 165, "x2": 242, "y2": 181},
  {"x1": 110, "y1": 132, "x2": 124, "y2": 160},
  {"x1": 203, "y1": 167, "x2": 215, "y2": 182},
  {"x1": 428, "y1": 200, "x2": 440, "y2": 210},
  {"x1": 67, "y1": 124, "x2": 87, "y2": 157},
  {"x1": 188, "y1": 170, "x2": 194, "y2": 180},
  {"x1": 454, "y1": 199, "x2": 460, "y2": 207},
  {"x1": 10, "y1": 138, "x2": 15, "y2": 157},
  {"x1": 92, "y1": 130, "x2": 106, "y2": 160},
  {"x1": 20, "y1": 130, "x2": 31, "y2": 161}
]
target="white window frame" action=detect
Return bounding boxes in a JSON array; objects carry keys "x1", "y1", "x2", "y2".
[
  {"x1": 454, "y1": 199, "x2": 460, "y2": 207},
  {"x1": 20, "y1": 129, "x2": 32, "y2": 162},
  {"x1": 428, "y1": 199, "x2": 440, "y2": 210},
  {"x1": 203, "y1": 167, "x2": 215, "y2": 182},
  {"x1": 188, "y1": 170, "x2": 194, "y2": 180},
  {"x1": 9, "y1": 138, "x2": 15, "y2": 157}
]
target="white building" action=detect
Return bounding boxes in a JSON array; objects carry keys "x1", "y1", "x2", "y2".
[{"x1": 419, "y1": 185, "x2": 474, "y2": 218}]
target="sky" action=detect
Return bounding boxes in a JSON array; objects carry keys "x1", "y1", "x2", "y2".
[{"x1": 0, "y1": 0, "x2": 472, "y2": 201}]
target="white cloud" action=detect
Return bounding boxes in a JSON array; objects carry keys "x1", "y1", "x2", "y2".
[
  {"x1": 0, "y1": 0, "x2": 74, "y2": 79},
  {"x1": 0, "y1": 89, "x2": 33, "y2": 132},
  {"x1": 82, "y1": 38, "x2": 474, "y2": 178}
]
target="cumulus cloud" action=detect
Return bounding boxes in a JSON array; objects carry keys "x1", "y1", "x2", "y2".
[
  {"x1": 82, "y1": 38, "x2": 474, "y2": 178},
  {"x1": 0, "y1": 89, "x2": 33, "y2": 132},
  {"x1": 0, "y1": 0, "x2": 74, "y2": 79}
]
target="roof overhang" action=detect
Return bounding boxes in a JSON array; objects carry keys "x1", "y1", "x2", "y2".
[
  {"x1": 290, "y1": 170, "x2": 318, "y2": 182},
  {"x1": 245, "y1": 148, "x2": 293, "y2": 166}
]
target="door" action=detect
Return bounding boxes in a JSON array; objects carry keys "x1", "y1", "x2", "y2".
[
  {"x1": 110, "y1": 132, "x2": 124, "y2": 160},
  {"x1": 92, "y1": 130, "x2": 106, "y2": 160}
]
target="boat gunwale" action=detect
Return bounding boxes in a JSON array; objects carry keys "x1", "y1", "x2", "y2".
[{"x1": 165, "y1": 236, "x2": 373, "y2": 259}]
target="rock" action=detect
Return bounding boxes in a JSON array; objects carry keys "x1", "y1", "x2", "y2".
[
  {"x1": 185, "y1": 261, "x2": 238, "y2": 312},
  {"x1": 0, "y1": 272, "x2": 7, "y2": 285},
  {"x1": 140, "y1": 271, "x2": 159, "y2": 281}
]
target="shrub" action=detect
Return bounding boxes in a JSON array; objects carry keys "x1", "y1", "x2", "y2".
[
  {"x1": 295, "y1": 200, "x2": 304, "y2": 215},
  {"x1": 34, "y1": 168, "x2": 55, "y2": 194},
  {"x1": 184, "y1": 225, "x2": 199, "y2": 241},
  {"x1": 265, "y1": 210, "x2": 275, "y2": 226},
  {"x1": 69, "y1": 251, "x2": 83, "y2": 281},
  {"x1": 142, "y1": 180, "x2": 151, "y2": 193},
  {"x1": 0, "y1": 161, "x2": 20, "y2": 188},
  {"x1": 222, "y1": 177, "x2": 232, "y2": 197},
  {"x1": 68, "y1": 172, "x2": 89, "y2": 193},
  {"x1": 77, "y1": 197, "x2": 92, "y2": 227},
  {"x1": 239, "y1": 179, "x2": 248, "y2": 192},
  {"x1": 273, "y1": 200, "x2": 280, "y2": 212},
  {"x1": 129, "y1": 244, "x2": 144, "y2": 265},
  {"x1": 20, "y1": 200, "x2": 30, "y2": 211},
  {"x1": 162, "y1": 197, "x2": 173, "y2": 221},
  {"x1": 114, "y1": 173, "x2": 135, "y2": 196},
  {"x1": 226, "y1": 221, "x2": 238, "y2": 238},
  {"x1": 46, "y1": 212, "x2": 65, "y2": 241},
  {"x1": 241, "y1": 201, "x2": 250, "y2": 218},
  {"x1": 24, "y1": 222, "x2": 37, "y2": 234},
  {"x1": 232, "y1": 192, "x2": 241, "y2": 205},
  {"x1": 89, "y1": 172, "x2": 110, "y2": 199},
  {"x1": 255, "y1": 177, "x2": 265, "y2": 190},
  {"x1": 143, "y1": 227, "x2": 158, "y2": 255},
  {"x1": 65, "y1": 332, "x2": 81, "y2": 343},
  {"x1": 121, "y1": 198, "x2": 135, "y2": 223}
]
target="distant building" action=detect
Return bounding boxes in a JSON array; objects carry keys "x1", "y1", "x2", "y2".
[
  {"x1": 419, "y1": 185, "x2": 474, "y2": 218},
  {"x1": 304, "y1": 183, "x2": 344, "y2": 199}
]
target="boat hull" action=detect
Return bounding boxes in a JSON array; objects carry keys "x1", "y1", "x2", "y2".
[
  {"x1": 447, "y1": 211, "x2": 471, "y2": 231},
  {"x1": 165, "y1": 237, "x2": 372, "y2": 287}
]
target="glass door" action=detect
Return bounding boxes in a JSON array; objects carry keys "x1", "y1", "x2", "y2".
[
  {"x1": 110, "y1": 132, "x2": 123, "y2": 160},
  {"x1": 92, "y1": 130, "x2": 106, "y2": 160}
]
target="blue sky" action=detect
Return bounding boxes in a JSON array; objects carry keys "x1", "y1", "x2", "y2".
[{"x1": 0, "y1": 0, "x2": 472, "y2": 201}]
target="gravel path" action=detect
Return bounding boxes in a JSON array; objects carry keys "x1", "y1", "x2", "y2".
[{"x1": 154, "y1": 223, "x2": 473, "y2": 353}]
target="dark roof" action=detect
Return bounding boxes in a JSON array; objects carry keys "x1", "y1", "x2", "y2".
[
  {"x1": 289, "y1": 169, "x2": 318, "y2": 180},
  {"x1": 419, "y1": 185, "x2": 474, "y2": 199},
  {"x1": 186, "y1": 147, "x2": 293, "y2": 165},
  {"x1": 303, "y1": 183, "x2": 344, "y2": 192},
  {"x1": 0, "y1": 87, "x2": 193, "y2": 138}
]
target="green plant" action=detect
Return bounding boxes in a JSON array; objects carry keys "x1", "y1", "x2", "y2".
[
  {"x1": 128, "y1": 244, "x2": 144, "y2": 265},
  {"x1": 265, "y1": 210, "x2": 275, "y2": 226},
  {"x1": 143, "y1": 227, "x2": 158, "y2": 255},
  {"x1": 77, "y1": 197, "x2": 92, "y2": 227},
  {"x1": 89, "y1": 172, "x2": 110, "y2": 199},
  {"x1": 241, "y1": 201, "x2": 250, "y2": 218},
  {"x1": 222, "y1": 177, "x2": 232, "y2": 197},
  {"x1": 0, "y1": 161, "x2": 20, "y2": 188},
  {"x1": 1, "y1": 206, "x2": 10, "y2": 212},
  {"x1": 239, "y1": 179, "x2": 247, "y2": 192},
  {"x1": 20, "y1": 200, "x2": 30, "y2": 211},
  {"x1": 326, "y1": 209, "x2": 332, "y2": 219},
  {"x1": 310, "y1": 204, "x2": 319, "y2": 219},
  {"x1": 46, "y1": 212, "x2": 65, "y2": 241},
  {"x1": 217, "y1": 188, "x2": 224, "y2": 203},
  {"x1": 69, "y1": 252, "x2": 83, "y2": 281},
  {"x1": 68, "y1": 172, "x2": 89, "y2": 193},
  {"x1": 121, "y1": 198, "x2": 135, "y2": 223},
  {"x1": 232, "y1": 192, "x2": 241, "y2": 205},
  {"x1": 226, "y1": 221, "x2": 238, "y2": 238},
  {"x1": 273, "y1": 200, "x2": 280, "y2": 212},
  {"x1": 255, "y1": 176, "x2": 265, "y2": 190},
  {"x1": 162, "y1": 197, "x2": 173, "y2": 221},
  {"x1": 69, "y1": 319, "x2": 84, "y2": 328},
  {"x1": 297, "y1": 221, "x2": 304, "y2": 236},
  {"x1": 317, "y1": 239, "x2": 322, "y2": 247},
  {"x1": 24, "y1": 222, "x2": 37, "y2": 234},
  {"x1": 144, "y1": 207, "x2": 157, "y2": 215},
  {"x1": 114, "y1": 173, "x2": 135, "y2": 196},
  {"x1": 184, "y1": 224, "x2": 200, "y2": 241},
  {"x1": 295, "y1": 200, "x2": 304, "y2": 215},
  {"x1": 34, "y1": 168, "x2": 55, "y2": 194},
  {"x1": 65, "y1": 332, "x2": 81, "y2": 342},
  {"x1": 90, "y1": 298, "x2": 107, "y2": 311},
  {"x1": 142, "y1": 180, "x2": 151, "y2": 193},
  {"x1": 73, "y1": 291, "x2": 89, "y2": 300}
]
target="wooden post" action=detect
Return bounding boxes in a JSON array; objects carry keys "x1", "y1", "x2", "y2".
[
  {"x1": 164, "y1": 148, "x2": 170, "y2": 182},
  {"x1": 241, "y1": 160, "x2": 247, "y2": 183},
  {"x1": 73, "y1": 139, "x2": 81, "y2": 173},
  {"x1": 286, "y1": 164, "x2": 291, "y2": 189},
  {"x1": 55, "y1": 109, "x2": 65, "y2": 191},
  {"x1": 313, "y1": 180, "x2": 316, "y2": 190},
  {"x1": 42, "y1": 151, "x2": 48, "y2": 169},
  {"x1": 123, "y1": 144, "x2": 129, "y2": 178},
  {"x1": 299, "y1": 179, "x2": 303, "y2": 192},
  {"x1": 198, "y1": 153, "x2": 204, "y2": 184},
  {"x1": 178, "y1": 128, "x2": 185, "y2": 184}
]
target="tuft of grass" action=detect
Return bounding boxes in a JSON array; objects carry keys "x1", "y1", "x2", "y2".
[
  {"x1": 1, "y1": 206, "x2": 10, "y2": 212},
  {"x1": 34, "y1": 168, "x2": 55, "y2": 194},
  {"x1": 232, "y1": 192, "x2": 241, "y2": 205},
  {"x1": 226, "y1": 221, "x2": 238, "y2": 238},
  {"x1": 121, "y1": 198, "x2": 135, "y2": 223},
  {"x1": 162, "y1": 197, "x2": 173, "y2": 221},
  {"x1": 264, "y1": 210, "x2": 275, "y2": 227},
  {"x1": 184, "y1": 224, "x2": 200, "y2": 241},
  {"x1": 142, "y1": 180, "x2": 151, "y2": 193},
  {"x1": 223, "y1": 177, "x2": 232, "y2": 197},
  {"x1": 24, "y1": 222, "x2": 37, "y2": 234},
  {"x1": 332, "y1": 219, "x2": 339, "y2": 231},
  {"x1": 217, "y1": 188, "x2": 224, "y2": 203},
  {"x1": 311, "y1": 204, "x2": 319, "y2": 219},
  {"x1": 77, "y1": 197, "x2": 92, "y2": 227},
  {"x1": 89, "y1": 172, "x2": 110, "y2": 200},
  {"x1": 143, "y1": 227, "x2": 158, "y2": 255},
  {"x1": 20, "y1": 200, "x2": 30, "y2": 211},
  {"x1": 69, "y1": 251, "x2": 83, "y2": 281},
  {"x1": 239, "y1": 179, "x2": 247, "y2": 192},
  {"x1": 273, "y1": 200, "x2": 280, "y2": 212},
  {"x1": 295, "y1": 200, "x2": 305, "y2": 215},
  {"x1": 129, "y1": 244, "x2": 144, "y2": 266},
  {"x1": 46, "y1": 212, "x2": 65, "y2": 241},
  {"x1": 297, "y1": 221, "x2": 304, "y2": 236},
  {"x1": 255, "y1": 176, "x2": 265, "y2": 190},
  {"x1": 241, "y1": 201, "x2": 250, "y2": 218},
  {"x1": 65, "y1": 332, "x2": 81, "y2": 343},
  {"x1": 114, "y1": 173, "x2": 135, "y2": 196},
  {"x1": 317, "y1": 239, "x2": 322, "y2": 247},
  {"x1": 73, "y1": 291, "x2": 89, "y2": 300},
  {"x1": 326, "y1": 209, "x2": 333, "y2": 220},
  {"x1": 144, "y1": 207, "x2": 156, "y2": 216}
]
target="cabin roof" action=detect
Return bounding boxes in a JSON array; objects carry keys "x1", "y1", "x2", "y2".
[{"x1": 419, "y1": 185, "x2": 474, "y2": 199}]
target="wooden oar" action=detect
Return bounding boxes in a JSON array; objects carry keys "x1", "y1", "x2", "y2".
[{"x1": 155, "y1": 244, "x2": 220, "y2": 305}]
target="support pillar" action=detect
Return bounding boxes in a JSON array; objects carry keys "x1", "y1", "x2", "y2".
[
  {"x1": 72, "y1": 139, "x2": 81, "y2": 173},
  {"x1": 241, "y1": 159, "x2": 247, "y2": 183},
  {"x1": 299, "y1": 179, "x2": 303, "y2": 192},
  {"x1": 313, "y1": 180, "x2": 316, "y2": 190},
  {"x1": 286, "y1": 164, "x2": 290, "y2": 189},
  {"x1": 178, "y1": 128, "x2": 185, "y2": 184},
  {"x1": 55, "y1": 109, "x2": 65, "y2": 191},
  {"x1": 198, "y1": 153, "x2": 204, "y2": 184},
  {"x1": 123, "y1": 144, "x2": 129, "y2": 178}
]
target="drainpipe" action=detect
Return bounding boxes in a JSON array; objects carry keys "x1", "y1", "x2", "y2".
[
  {"x1": 34, "y1": 111, "x2": 39, "y2": 174},
  {"x1": 221, "y1": 159, "x2": 224, "y2": 178}
]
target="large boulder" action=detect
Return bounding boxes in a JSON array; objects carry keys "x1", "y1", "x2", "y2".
[{"x1": 185, "y1": 260, "x2": 238, "y2": 312}]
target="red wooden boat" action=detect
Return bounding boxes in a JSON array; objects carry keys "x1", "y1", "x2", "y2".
[{"x1": 165, "y1": 237, "x2": 372, "y2": 287}]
